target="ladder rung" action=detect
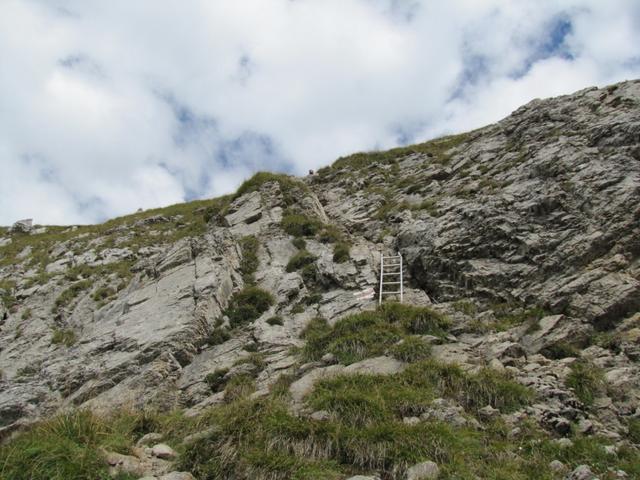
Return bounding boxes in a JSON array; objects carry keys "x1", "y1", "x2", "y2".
[
  {"x1": 382, "y1": 281, "x2": 402, "y2": 285},
  {"x1": 382, "y1": 255, "x2": 401, "y2": 258},
  {"x1": 382, "y1": 273, "x2": 400, "y2": 276},
  {"x1": 381, "y1": 291, "x2": 402, "y2": 294}
]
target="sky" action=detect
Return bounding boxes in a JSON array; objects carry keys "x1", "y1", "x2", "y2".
[{"x1": 1, "y1": 0, "x2": 639, "y2": 225}]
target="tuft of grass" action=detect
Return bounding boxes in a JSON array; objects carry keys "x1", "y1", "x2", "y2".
[
  {"x1": 301, "y1": 304, "x2": 449, "y2": 366},
  {"x1": 379, "y1": 302, "x2": 451, "y2": 337},
  {"x1": 332, "y1": 242, "x2": 350, "y2": 263},
  {"x1": 51, "y1": 328, "x2": 77, "y2": 347},
  {"x1": 627, "y1": 418, "x2": 640, "y2": 444},
  {"x1": 389, "y1": 337, "x2": 432, "y2": 363},
  {"x1": 0, "y1": 410, "x2": 136, "y2": 480},
  {"x1": 566, "y1": 359, "x2": 606, "y2": 406},
  {"x1": 266, "y1": 316, "x2": 284, "y2": 326},
  {"x1": 540, "y1": 341, "x2": 580, "y2": 360},
  {"x1": 206, "y1": 328, "x2": 231, "y2": 346},
  {"x1": 92, "y1": 286, "x2": 115, "y2": 303},
  {"x1": 286, "y1": 250, "x2": 317, "y2": 273},
  {"x1": 52, "y1": 280, "x2": 92, "y2": 312},
  {"x1": 319, "y1": 132, "x2": 471, "y2": 174},
  {"x1": 205, "y1": 368, "x2": 230, "y2": 392},
  {"x1": 281, "y1": 211, "x2": 322, "y2": 238},
  {"x1": 233, "y1": 172, "x2": 308, "y2": 204},
  {"x1": 318, "y1": 225, "x2": 343, "y2": 244},
  {"x1": 20, "y1": 308, "x2": 32, "y2": 320},
  {"x1": 291, "y1": 237, "x2": 307, "y2": 250},
  {"x1": 452, "y1": 300, "x2": 478, "y2": 316},
  {"x1": 239, "y1": 235, "x2": 260, "y2": 284},
  {"x1": 225, "y1": 287, "x2": 275, "y2": 327}
]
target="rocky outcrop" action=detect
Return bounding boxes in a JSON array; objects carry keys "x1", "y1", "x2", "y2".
[{"x1": 0, "y1": 79, "x2": 639, "y2": 476}]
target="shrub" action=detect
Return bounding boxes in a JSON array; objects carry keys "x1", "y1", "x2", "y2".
[
  {"x1": 205, "y1": 368, "x2": 229, "y2": 392},
  {"x1": 566, "y1": 359, "x2": 606, "y2": 406},
  {"x1": 225, "y1": 287, "x2": 275, "y2": 327},
  {"x1": 281, "y1": 212, "x2": 322, "y2": 237},
  {"x1": 239, "y1": 235, "x2": 260, "y2": 283},
  {"x1": 286, "y1": 250, "x2": 316, "y2": 273},
  {"x1": 51, "y1": 328, "x2": 77, "y2": 347},
  {"x1": 389, "y1": 337, "x2": 432, "y2": 363},
  {"x1": 266, "y1": 316, "x2": 284, "y2": 326},
  {"x1": 332, "y1": 242, "x2": 350, "y2": 263}
]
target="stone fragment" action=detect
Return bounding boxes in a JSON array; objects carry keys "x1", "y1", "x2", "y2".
[
  {"x1": 406, "y1": 460, "x2": 440, "y2": 480},
  {"x1": 137, "y1": 432, "x2": 164, "y2": 447},
  {"x1": 566, "y1": 465, "x2": 597, "y2": 480},
  {"x1": 151, "y1": 444, "x2": 178, "y2": 460}
]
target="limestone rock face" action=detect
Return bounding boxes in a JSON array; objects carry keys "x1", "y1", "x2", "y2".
[{"x1": 1, "y1": 78, "x2": 640, "y2": 452}]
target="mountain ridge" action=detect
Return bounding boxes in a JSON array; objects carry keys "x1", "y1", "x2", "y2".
[{"x1": 0, "y1": 79, "x2": 639, "y2": 479}]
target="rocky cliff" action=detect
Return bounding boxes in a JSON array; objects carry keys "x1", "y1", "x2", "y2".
[{"x1": 0, "y1": 80, "x2": 639, "y2": 479}]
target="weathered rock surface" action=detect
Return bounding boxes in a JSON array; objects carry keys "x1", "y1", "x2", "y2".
[{"x1": 0, "y1": 79, "x2": 639, "y2": 465}]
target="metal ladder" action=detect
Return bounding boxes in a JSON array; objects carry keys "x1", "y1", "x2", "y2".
[{"x1": 379, "y1": 252, "x2": 403, "y2": 305}]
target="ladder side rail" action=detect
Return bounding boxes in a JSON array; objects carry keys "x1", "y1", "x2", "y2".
[
  {"x1": 379, "y1": 252, "x2": 384, "y2": 305},
  {"x1": 399, "y1": 253, "x2": 403, "y2": 303}
]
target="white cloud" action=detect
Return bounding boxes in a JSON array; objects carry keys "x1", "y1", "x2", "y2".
[{"x1": 0, "y1": 0, "x2": 639, "y2": 224}]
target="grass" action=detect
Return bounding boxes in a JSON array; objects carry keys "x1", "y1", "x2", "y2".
[
  {"x1": 281, "y1": 210, "x2": 322, "y2": 237},
  {"x1": 205, "y1": 368, "x2": 230, "y2": 392},
  {"x1": 301, "y1": 303, "x2": 450, "y2": 365},
  {"x1": 485, "y1": 303, "x2": 548, "y2": 332},
  {"x1": 389, "y1": 337, "x2": 432, "y2": 363},
  {"x1": 317, "y1": 225, "x2": 343, "y2": 244},
  {"x1": 225, "y1": 287, "x2": 275, "y2": 327},
  {"x1": 286, "y1": 250, "x2": 316, "y2": 273},
  {"x1": 0, "y1": 410, "x2": 137, "y2": 480},
  {"x1": 177, "y1": 359, "x2": 538, "y2": 480},
  {"x1": 52, "y1": 280, "x2": 92, "y2": 312},
  {"x1": 233, "y1": 172, "x2": 309, "y2": 204},
  {"x1": 318, "y1": 132, "x2": 471, "y2": 176},
  {"x1": 267, "y1": 316, "x2": 284, "y2": 326},
  {"x1": 51, "y1": 328, "x2": 77, "y2": 347},
  {"x1": 566, "y1": 360, "x2": 606, "y2": 406},
  {"x1": 0, "y1": 279, "x2": 16, "y2": 309},
  {"x1": 332, "y1": 242, "x2": 350, "y2": 263},
  {"x1": 291, "y1": 237, "x2": 306, "y2": 250},
  {"x1": 239, "y1": 235, "x2": 260, "y2": 284},
  {"x1": 206, "y1": 328, "x2": 231, "y2": 346}
]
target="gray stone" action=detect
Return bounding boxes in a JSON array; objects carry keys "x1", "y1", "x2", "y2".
[
  {"x1": 406, "y1": 460, "x2": 440, "y2": 479},
  {"x1": 151, "y1": 443, "x2": 177, "y2": 459},
  {"x1": 137, "y1": 432, "x2": 164, "y2": 447},
  {"x1": 549, "y1": 460, "x2": 566, "y2": 472},
  {"x1": 158, "y1": 473, "x2": 196, "y2": 480},
  {"x1": 10, "y1": 219, "x2": 32, "y2": 233},
  {"x1": 566, "y1": 465, "x2": 597, "y2": 480},
  {"x1": 310, "y1": 410, "x2": 331, "y2": 421}
]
